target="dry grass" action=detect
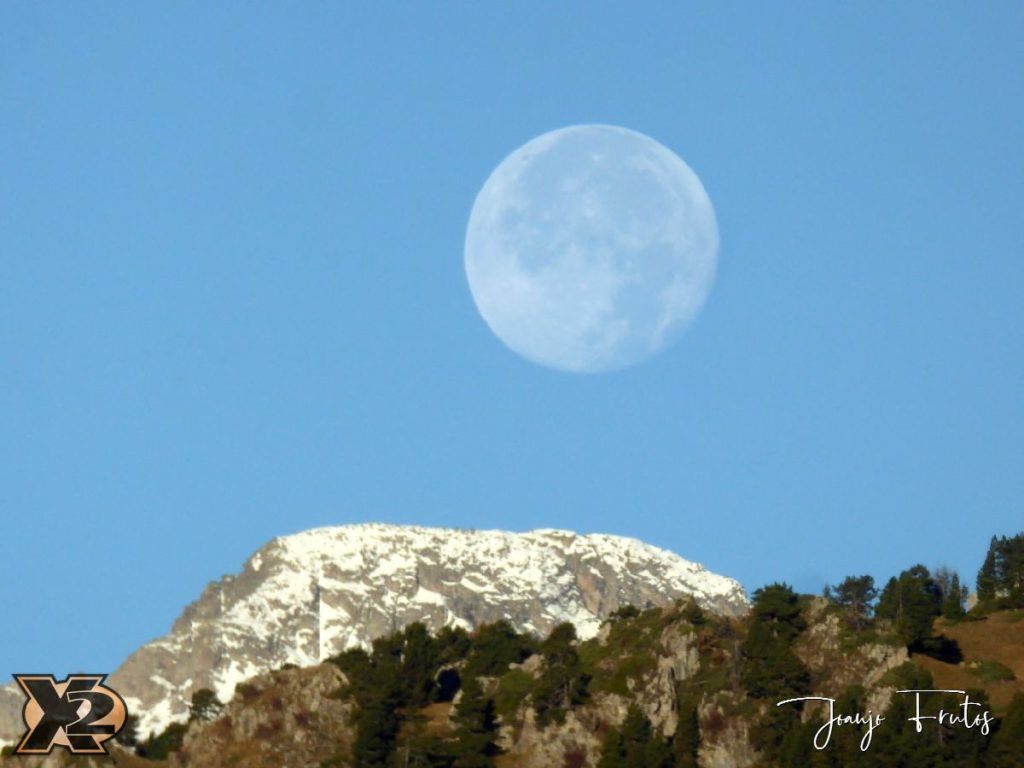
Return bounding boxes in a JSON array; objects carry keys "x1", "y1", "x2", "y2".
[
  {"x1": 914, "y1": 612, "x2": 1024, "y2": 714},
  {"x1": 417, "y1": 701, "x2": 454, "y2": 736}
]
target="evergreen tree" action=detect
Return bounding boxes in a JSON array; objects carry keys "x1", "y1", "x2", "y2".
[
  {"x1": 680, "y1": 600, "x2": 707, "y2": 627},
  {"x1": 351, "y1": 691, "x2": 402, "y2": 768},
  {"x1": 451, "y1": 675, "x2": 500, "y2": 768},
  {"x1": 619, "y1": 705, "x2": 653, "y2": 765},
  {"x1": 868, "y1": 665, "x2": 952, "y2": 768},
  {"x1": 823, "y1": 685, "x2": 871, "y2": 768},
  {"x1": 750, "y1": 702, "x2": 802, "y2": 761},
  {"x1": 596, "y1": 706, "x2": 674, "y2": 768},
  {"x1": 823, "y1": 575, "x2": 877, "y2": 629},
  {"x1": 778, "y1": 718, "x2": 825, "y2": 768},
  {"x1": 672, "y1": 696, "x2": 700, "y2": 768},
  {"x1": 533, "y1": 622, "x2": 590, "y2": 727},
  {"x1": 346, "y1": 630, "x2": 410, "y2": 767},
  {"x1": 741, "y1": 584, "x2": 810, "y2": 700},
  {"x1": 975, "y1": 532, "x2": 1024, "y2": 608},
  {"x1": 642, "y1": 737, "x2": 674, "y2": 768},
  {"x1": 750, "y1": 583, "x2": 806, "y2": 635},
  {"x1": 940, "y1": 572, "x2": 966, "y2": 620},
  {"x1": 987, "y1": 693, "x2": 1024, "y2": 768},
  {"x1": 939, "y1": 687, "x2": 991, "y2": 768},
  {"x1": 403, "y1": 729, "x2": 457, "y2": 768},
  {"x1": 976, "y1": 537, "x2": 999, "y2": 601},
  {"x1": 188, "y1": 687, "x2": 224, "y2": 723},
  {"x1": 436, "y1": 625, "x2": 472, "y2": 666},
  {"x1": 402, "y1": 622, "x2": 440, "y2": 708},
  {"x1": 875, "y1": 565, "x2": 942, "y2": 648},
  {"x1": 136, "y1": 721, "x2": 188, "y2": 759},
  {"x1": 597, "y1": 728, "x2": 627, "y2": 768},
  {"x1": 464, "y1": 620, "x2": 534, "y2": 678},
  {"x1": 330, "y1": 647, "x2": 373, "y2": 692},
  {"x1": 115, "y1": 713, "x2": 139, "y2": 748}
]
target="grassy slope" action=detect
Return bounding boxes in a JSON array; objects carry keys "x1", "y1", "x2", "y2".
[{"x1": 913, "y1": 610, "x2": 1024, "y2": 714}]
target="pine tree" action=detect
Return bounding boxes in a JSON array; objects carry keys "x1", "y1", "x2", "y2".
[
  {"x1": 596, "y1": 706, "x2": 675, "y2": 768},
  {"x1": 136, "y1": 721, "x2": 188, "y2": 759},
  {"x1": 680, "y1": 600, "x2": 707, "y2": 627},
  {"x1": 534, "y1": 622, "x2": 590, "y2": 727},
  {"x1": 875, "y1": 565, "x2": 942, "y2": 648},
  {"x1": 596, "y1": 728, "x2": 627, "y2": 768},
  {"x1": 976, "y1": 537, "x2": 999, "y2": 601},
  {"x1": 976, "y1": 532, "x2": 1024, "y2": 609},
  {"x1": 941, "y1": 572, "x2": 966, "y2": 620},
  {"x1": 451, "y1": 675, "x2": 499, "y2": 768},
  {"x1": 987, "y1": 693, "x2": 1024, "y2": 767},
  {"x1": 402, "y1": 622, "x2": 439, "y2": 708},
  {"x1": 824, "y1": 575, "x2": 877, "y2": 629},
  {"x1": 115, "y1": 713, "x2": 139, "y2": 748},
  {"x1": 352, "y1": 692, "x2": 401, "y2": 768},
  {"x1": 346, "y1": 631, "x2": 409, "y2": 768},
  {"x1": 464, "y1": 620, "x2": 533, "y2": 678},
  {"x1": 188, "y1": 687, "x2": 224, "y2": 723},
  {"x1": 741, "y1": 584, "x2": 810, "y2": 700},
  {"x1": 672, "y1": 695, "x2": 700, "y2": 768},
  {"x1": 436, "y1": 625, "x2": 472, "y2": 665}
]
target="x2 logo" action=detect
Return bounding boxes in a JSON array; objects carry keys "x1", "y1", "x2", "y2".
[{"x1": 13, "y1": 674, "x2": 127, "y2": 755}]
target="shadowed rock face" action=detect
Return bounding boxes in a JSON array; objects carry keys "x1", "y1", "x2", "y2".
[{"x1": 0, "y1": 524, "x2": 747, "y2": 742}]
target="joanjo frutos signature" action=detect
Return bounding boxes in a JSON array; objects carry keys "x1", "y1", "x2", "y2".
[{"x1": 776, "y1": 689, "x2": 994, "y2": 751}]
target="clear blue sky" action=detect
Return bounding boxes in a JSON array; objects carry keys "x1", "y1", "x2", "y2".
[{"x1": 2, "y1": 3, "x2": 1021, "y2": 675}]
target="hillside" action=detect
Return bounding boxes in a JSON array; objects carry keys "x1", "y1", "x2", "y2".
[
  {"x1": 0, "y1": 524, "x2": 747, "y2": 745},
  {"x1": 6, "y1": 597, "x2": 1022, "y2": 768}
]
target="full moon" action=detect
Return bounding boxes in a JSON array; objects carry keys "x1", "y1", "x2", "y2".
[{"x1": 464, "y1": 124, "x2": 718, "y2": 373}]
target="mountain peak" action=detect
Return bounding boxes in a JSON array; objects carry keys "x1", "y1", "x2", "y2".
[{"x1": 1, "y1": 524, "x2": 747, "y2": 743}]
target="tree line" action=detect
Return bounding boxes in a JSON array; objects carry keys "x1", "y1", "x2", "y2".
[{"x1": 110, "y1": 530, "x2": 1024, "y2": 768}]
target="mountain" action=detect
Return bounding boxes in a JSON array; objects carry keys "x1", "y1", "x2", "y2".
[
  {"x1": 0, "y1": 524, "x2": 746, "y2": 744},
  {"x1": 154, "y1": 600, "x2": 1024, "y2": 768}
]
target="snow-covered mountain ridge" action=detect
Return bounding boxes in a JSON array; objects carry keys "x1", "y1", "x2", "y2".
[{"x1": 0, "y1": 524, "x2": 747, "y2": 742}]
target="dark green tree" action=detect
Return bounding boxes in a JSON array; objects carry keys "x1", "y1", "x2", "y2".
[
  {"x1": 450, "y1": 675, "x2": 500, "y2": 768},
  {"x1": 741, "y1": 584, "x2": 810, "y2": 700},
  {"x1": 938, "y1": 687, "x2": 991, "y2": 768},
  {"x1": 940, "y1": 571, "x2": 967, "y2": 620},
  {"x1": 597, "y1": 728, "x2": 627, "y2": 768},
  {"x1": 868, "y1": 664, "x2": 949, "y2": 768},
  {"x1": 115, "y1": 713, "x2": 139, "y2": 748},
  {"x1": 464, "y1": 620, "x2": 534, "y2": 678},
  {"x1": 351, "y1": 690, "x2": 402, "y2": 768},
  {"x1": 987, "y1": 693, "x2": 1024, "y2": 768},
  {"x1": 824, "y1": 575, "x2": 877, "y2": 629},
  {"x1": 533, "y1": 622, "x2": 590, "y2": 727},
  {"x1": 975, "y1": 532, "x2": 1024, "y2": 609},
  {"x1": 402, "y1": 622, "x2": 440, "y2": 708},
  {"x1": 976, "y1": 537, "x2": 999, "y2": 601},
  {"x1": 875, "y1": 565, "x2": 942, "y2": 648},
  {"x1": 597, "y1": 706, "x2": 673, "y2": 768},
  {"x1": 188, "y1": 687, "x2": 224, "y2": 723},
  {"x1": 680, "y1": 600, "x2": 707, "y2": 628},
  {"x1": 751, "y1": 701, "x2": 803, "y2": 761},
  {"x1": 136, "y1": 721, "x2": 188, "y2": 759},
  {"x1": 345, "y1": 631, "x2": 411, "y2": 767},
  {"x1": 435, "y1": 625, "x2": 473, "y2": 666},
  {"x1": 750, "y1": 583, "x2": 806, "y2": 634},
  {"x1": 619, "y1": 705, "x2": 652, "y2": 767},
  {"x1": 672, "y1": 695, "x2": 700, "y2": 768}
]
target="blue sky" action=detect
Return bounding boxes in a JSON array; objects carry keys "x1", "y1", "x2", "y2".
[{"x1": 2, "y1": 3, "x2": 1021, "y2": 675}]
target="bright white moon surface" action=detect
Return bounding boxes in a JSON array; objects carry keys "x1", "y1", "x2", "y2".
[{"x1": 465, "y1": 124, "x2": 718, "y2": 373}]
